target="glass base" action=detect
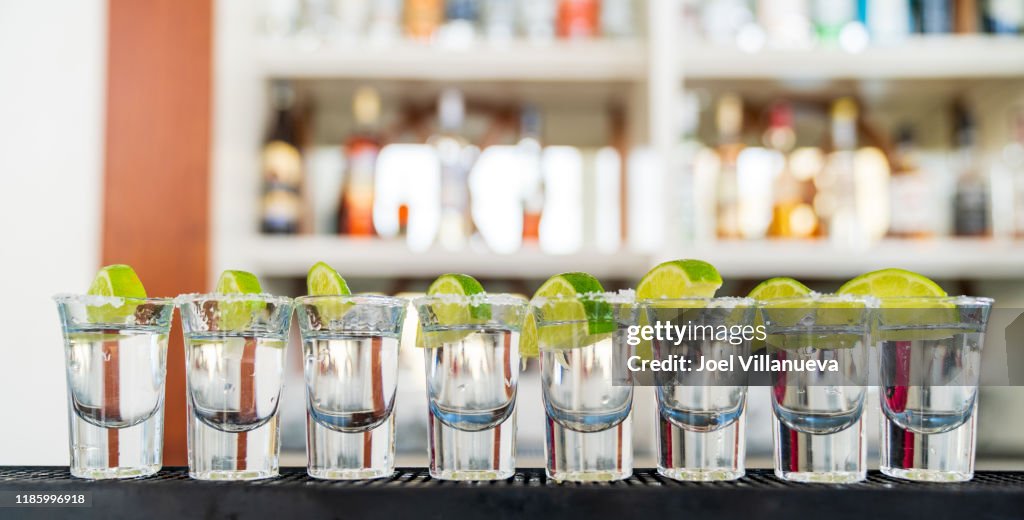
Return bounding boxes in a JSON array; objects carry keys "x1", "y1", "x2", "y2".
[
  {"x1": 774, "y1": 470, "x2": 864, "y2": 484},
  {"x1": 189, "y1": 469, "x2": 278, "y2": 481},
  {"x1": 187, "y1": 412, "x2": 281, "y2": 482},
  {"x1": 70, "y1": 464, "x2": 160, "y2": 480},
  {"x1": 658, "y1": 467, "x2": 744, "y2": 482},
  {"x1": 880, "y1": 410, "x2": 976, "y2": 483},
  {"x1": 657, "y1": 409, "x2": 745, "y2": 482},
  {"x1": 428, "y1": 411, "x2": 516, "y2": 481},
  {"x1": 306, "y1": 413, "x2": 395, "y2": 481},
  {"x1": 881, "y1": 467, "x2": 972, "y2": 482},
  {"x1": 772, "y1": 414, "x2": 865, "y2": 484},
  {"x1": 544, "y1": 414, "x2": 633, "y2": 483}
]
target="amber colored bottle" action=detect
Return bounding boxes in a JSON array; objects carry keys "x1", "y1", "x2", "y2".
[
  {"x1": 338, "y1": 87, "x2": 382, "y2": 237},
  {"x1": 405, "y1": 0, "x2": 444, "y2": 41},
  {"x1": 557, "y1": 0, "x2": 600, "y2": 39}
]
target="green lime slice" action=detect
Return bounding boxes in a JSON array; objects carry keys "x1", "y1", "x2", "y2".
[
  {"x1": 215, "y1": 270, "x2": 263, "y2": 330},
  {"x1": 528, "y1": 272, "x2": 615, "y2": 353},
  {"x1": 748, "y1": 277, "x2": 812, "y2": 300},
  {"x1": 86, "y1": 264, "x2": 147, "y2": 322},
  {"x1": 417, "y1": 273, "x2": 489, "y2": 348},
  {"x1": 636, "y1": 259, "x2": 722, "y2": 301},
  {"x1": 306, "y1": 261, "x2": 354, "y2": 323},
  {"x1": 747, "y1": 277, "x2": 811, "y2": 351},
  {"x1": 306, "y1": 261, "x2": 352, "y2": 296},
  {"x1": 838, "y1": 268, "x2": 956, "y2": 340},
  {"x1": 635, "y1": 260, "x2": 722, "y2": 360}
]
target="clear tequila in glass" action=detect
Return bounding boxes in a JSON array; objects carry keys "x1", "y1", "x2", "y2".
[
  {"x1": 534, "y1": 292, "x2": 636, "y2": 482},
  {"x1": 56, "y1": 295, "x2": 174, "y2": 479},
  {"x1": 760, "y1": 295, "x2": 874, "y2": 483},
  {"x1": 415, "y1": 294, "x2": 526, "y2": 481},
  {"x1": 877, "y1": 299, "x2": 992, "y2": 482},
  {"x1": 644, "y1": 298, "x2": 754, "y2": 481},
  {"x1": 177, "y1": 293, "x2": 292, "y2": 481},
  {"x1": 295, "y1": 295, "x2": 406, "y2": 480}
]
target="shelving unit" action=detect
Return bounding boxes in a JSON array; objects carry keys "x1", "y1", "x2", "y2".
[{"x1": 211, "y1": 0, "x2": 1024, "y2": 285}]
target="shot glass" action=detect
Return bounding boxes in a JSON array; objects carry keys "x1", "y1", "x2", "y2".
[
  {"x1": 295, "y1": 295, "x2": 406, "y2": 480},
  {"x1": 532, "y1": 292, "x2": 637, "y2": 482},
  {"x1": 877, "y1": 297, "x2": 993, "y2": 482},
  {"x1": 643, "y1": 298, "x2": 755, "y2": 481},
  {"x1": 55, "y1": 295, "x2": 175, "y2": 479},
  {"x1": 176, "y1": 292, "x2": 292, "y2": 480},
  {"x1": 415, "y1": 294, "x2": 527, "y2": 480},
  {"x1": 760, "y1": 295, "x2": 875, "y2": 483}
]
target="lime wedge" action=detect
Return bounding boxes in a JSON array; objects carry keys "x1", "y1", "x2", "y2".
[
  {"x1": 838, "y1": 268, "x2": 955, "y2": 340},
  {"x1": 417, "y1": 273, "x2": 489, "y2": 348},
  {"x1": 748, "y1": 277, "x2": 811, "y2": 300},
  {"x1": 636, "y1": 259, "x2": 722, "y2": 300},
  {"x1": 306, "y1": 262, "x2": 354, "y2": 323},
  {"x1": 215, "y1": 269, "x2": 263, "y2": 330},
  {"x1": 528, "y1": 272, "x2": 615, "y2": 353},
  {"x1": 306, "y1": 261, "x2": 352, "y2": 296},
  {"x1": 747, "y1": 277, "x2": 811, "y2": 351},
  {"x1": 635, "y1": 260, "x2": 722, "y2": 359},
  {"x1": 216, "y1": 270, "x2": 263, "y2": 294},
  {"x1": 837, "y1": 268, "x2": 946, "y2": 299},
  {"x1": 86, "y1": 264, "x2": 147, "y2": 322}
]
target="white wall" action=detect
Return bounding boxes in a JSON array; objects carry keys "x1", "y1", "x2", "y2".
[{"x1": 0, "y1": 0, "x2": 106, "y2": 464}]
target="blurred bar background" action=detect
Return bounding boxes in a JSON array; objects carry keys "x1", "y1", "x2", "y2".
[{"x1": 3, "y1": 0, "x2": 1024, "y2": 470}]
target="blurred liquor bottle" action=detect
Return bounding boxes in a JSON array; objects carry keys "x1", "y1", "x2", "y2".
[
  {"x1": 601, "y1": 0, "x2": 635, "y2": 39},
  {"x1": 715, "y1": 94, "x2": 744, "y2": 239},
  {"x1": 700, "y1": 0, "x2": 754, "y2": 47},
  {"x1": 405, "y1": 0, "x2": 444, "y2": 41},
  {"x1": 522, "y1": 0, "x2": 557, "y2": 42},
  {"x1": 990, "y1": 108, "x2": 1024, "y2": 238},
  {"x1": 338, "y1": 87, "x2": 382, "y2": 237},
  {"x1": 812, "y1": 0, "x2": 857, "y2": 44},
  {"x1": 915, "y1": 0, "x2": 952, "y2": 33},
  {"x1": 431, "y1": 89, "x2": 473, "y2": 250},
  {"x1": 557, "y1": 0, "x2": 600, "y2": 39},
  {"x1": 520, "y1": 105, "x2": 545, "y2": 242},
  {"x1": 368, "y1": 0, "x2": 402, "y2": 43},
  {"x1": 676, "y1": 91, "x2": 716, "y2": 244},
  {"x1": 952, "y1": 102, "x2": 990, "y2": 236},
  {"x1": 484, "y1": 0, "x2": 516, "y2": 42},
  {"x1": 263, "y1": 0, "x2": 301, "y2": 41},
  {"x1": 440, "y1": 0, "x2": 481, "y2": 45},
  {"x1": 887, "y1": 127, "x2": 935, "y2": 239},
  {"x1": 821, "y1": 97, "x2": 864, "y2": 247},
  {"x1": 334, "y1": 0, "x2": 371, "y2": 43},
  {"x1": 953, "y1": 0, "x2": 980, "y2": 33},
  {"x1": 261, "y1": 81, "x2": 304, "y2": 235},
  {"x1": 867, "y1": 0, "x2": 912, "y2": 43},
  {"x1": 758, "y1": 0, "x2": 814, "y2": 49},
  {"x1": 767, "y1": 102, "x2": 817, "y2": 239},
  {"x1": 983, "y1": 0, "x2": 1024, "y2": 34}
]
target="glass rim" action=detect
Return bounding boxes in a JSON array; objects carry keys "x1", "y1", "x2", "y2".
[
  {"x1": 413, "y1": 293, "x2": 528, "y2": 308},
  {"x1": 295, "y1": 293, "x2": 408, "y2": 307},
  {"x1": 639, "y1": 296, "x2": 755, "y2": 308},
  {"x1": 875, "y1": 295, "x2": 994, "y2": 307},
  {"x1": 173, "y1": 292, "x2": 293, "y2": 306},
  {"x1": 528, "y1": 290, "x2": 635, "y2": 307},
  {"x1": 755, "y1": 293, "x2": 880, "y2": 308},
  {"x1": 53, "y1": 293, "x2": 175, "y2": 306}
]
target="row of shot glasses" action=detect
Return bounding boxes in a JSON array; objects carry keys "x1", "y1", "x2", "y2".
[{"x1": 55, "y1": 290, "x2": 992, "y2": 483}]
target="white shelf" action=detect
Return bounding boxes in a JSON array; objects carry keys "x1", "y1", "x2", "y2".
[
  {"x1": 240, "y1": 236, "x2": 653, "y2": 279},
  {"x1": 683, "y1": 37, "x2": 1024, "y2": 80},
  {"x1": 258, "y1": 40, "x2": 647, "y2": 82},
  {"x1": 668, "y1": 239, "x2": 1024, "y2": 279}
]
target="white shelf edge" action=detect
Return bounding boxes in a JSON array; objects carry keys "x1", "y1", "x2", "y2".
[
  {"x1": 663, "y1": 239, "x2": 1024, "y2": 279},
  {"x1": 683, "y1": 36, "x2": 1024, "y2": 80},
  {"x1": 258, "y1": 40, "x2": 648, "y2": 82}
]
